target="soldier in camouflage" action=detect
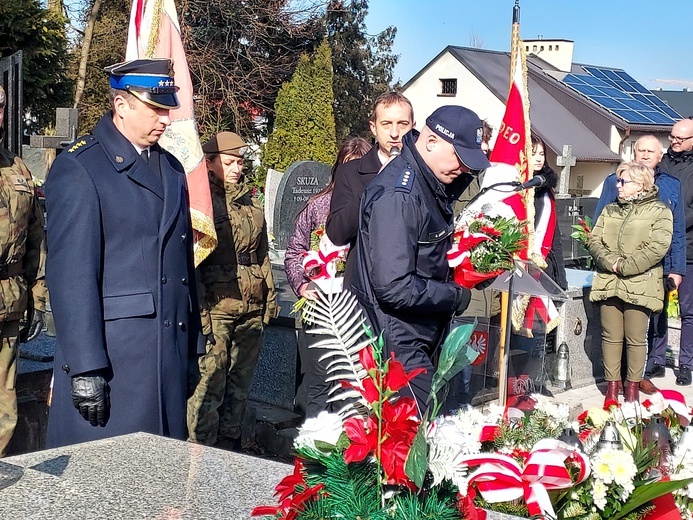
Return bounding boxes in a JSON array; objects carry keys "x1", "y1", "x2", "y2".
[
  {"x1": 187, "y1": 131, "x2": 277, "y2": 448},
  {"x1": 0, "y1": 85, "x2": 47, "y2": 455}
]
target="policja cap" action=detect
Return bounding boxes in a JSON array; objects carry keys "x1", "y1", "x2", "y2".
[
  {"x1": 426, "y1": 105, "x2": 491, "y2": 171},
  {"x1": 105, "y1": 58, "x2": 180, "y2": 109},
  {"x1": 202, "y1": 132, "x2": 248, "y2": 157}
]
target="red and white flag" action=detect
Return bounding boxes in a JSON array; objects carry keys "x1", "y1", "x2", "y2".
[
  {"x1": 126, "y1": 0, "x2": 217, "y2": 266},
  {"x1": 465, "y1": 21, "x2": 559, "y2": 334}
]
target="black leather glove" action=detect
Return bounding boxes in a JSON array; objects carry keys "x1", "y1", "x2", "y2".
[
  {"x1": 71, "y1": 373, "x2": 110, "y2": 427},
  {"x1": 665, "y1": 277, "x2": 677, "y2": 292},
  {"x1": 474, "y1": 276, "x2": 498, "y2": 291},
  {"x1": 20, "y1": 309, "x2": 45, "y2": 343}
]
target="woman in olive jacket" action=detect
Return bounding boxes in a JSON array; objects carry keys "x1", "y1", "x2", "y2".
[{"x1": 588, "y1": 162, "x2": 672, "y2": 404}]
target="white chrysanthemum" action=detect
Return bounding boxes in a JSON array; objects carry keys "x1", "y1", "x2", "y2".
[
  {"x1": 619, "y1": 481, "x2": 635, "y2": 501},
  {"x1": 294, "y1": 411, "x2": 344, "y2": 452},
  {"x1": 592, "y1": 479, "x2": 608, "y2": 510},
  {"x1": 592, "y1": 458, "x2": 613, "y2": 484},
  {"x1": 428, "y1": 417, "x2": 481, "y2": 456},
  {"x1": 611, "y1": 450, "x2": 637, "y2": 487}
]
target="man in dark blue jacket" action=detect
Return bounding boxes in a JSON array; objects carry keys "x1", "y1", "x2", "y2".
[
  {"x1": 594, "y1": 135, "x2": 685, "y2": 393},
  {"x1": 350, "y1": 105, "x2": 490, "y2": 413},
  {"x1": 45, "y1": 59, "x2": 204, "y2": 447}
]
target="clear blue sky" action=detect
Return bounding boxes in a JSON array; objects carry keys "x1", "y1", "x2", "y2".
[{"x1": 365, "y1": 0, "x2": 692, "y2": 90}]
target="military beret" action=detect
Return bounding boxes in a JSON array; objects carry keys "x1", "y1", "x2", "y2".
[
  {"x1": 105, "y1": 58, "x2": 180, "y2": 110},
  {"x1": 202, "y1": 132, "x2": 248, "y2": 156}
]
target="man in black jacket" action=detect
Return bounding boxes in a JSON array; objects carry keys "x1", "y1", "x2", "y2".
[
  {"x1": 660, "y1": 117, "x2": 693, "y2": 386},
  {"x1": 326, "y1": 92, "x2": 414, "y2": 282},
  {"x1": 350, "y1": 105, "x2": 491, "y2": 413}
]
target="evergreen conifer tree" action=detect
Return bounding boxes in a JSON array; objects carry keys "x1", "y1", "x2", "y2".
[
  {"x1": 262, "y1": 40, "x2": 337, "y2": 177},
  {"x1": 327, "y1": 0, "x2": 398, "y2": 141},
  {"x1": 0, "y1": 0, "x2": 72, "y2": 133}
]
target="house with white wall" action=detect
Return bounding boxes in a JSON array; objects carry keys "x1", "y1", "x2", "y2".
[{"x1": 401, "y1": 40, "x2": 681, "y2": 196}]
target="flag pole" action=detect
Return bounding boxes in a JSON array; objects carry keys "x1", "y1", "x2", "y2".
[{"x1": 497, "y1": 0, "x2": 522, "y2": 407}]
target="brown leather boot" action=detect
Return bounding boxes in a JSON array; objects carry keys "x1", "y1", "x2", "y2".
[
  {"x1": 605, "y1": 381, "x2": 620, "y2": 404},
  {"x1": 625, "y1": 381, "x2": 640, "y2": 403},
  {"x1": 639, "y1": 379, "x2": 659, "y2": 395}
]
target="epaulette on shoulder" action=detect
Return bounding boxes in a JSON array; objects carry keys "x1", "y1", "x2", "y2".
[
  {"x1": 66, "y1": 135, "x2": 98, "y2": 155},
  {"x1": 394, "y1": 164, "x2": 415, "y2": 193}
]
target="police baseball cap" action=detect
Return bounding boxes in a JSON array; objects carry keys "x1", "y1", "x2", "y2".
[
  {"x1": 105, "y1": 58, "x2": 180, "y2": 110},
  {"x1": 202, "y1": 132, "x2": 248, "y2": 157},
  {"x1": 426, "y1": 105, "x2": 491, "y2": 170}
]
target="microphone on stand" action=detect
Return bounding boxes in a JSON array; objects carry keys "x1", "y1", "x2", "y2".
[{"x1": 514, "y1": 174, "x2": 547, "y2": 191}]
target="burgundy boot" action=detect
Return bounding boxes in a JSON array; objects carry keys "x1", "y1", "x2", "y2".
[
  {"x1": 605, "y1": 381, "x2": 619, "y2": 404},
  {"x1": 625, "y1": 381, "x2": 640, "y2": 403}
]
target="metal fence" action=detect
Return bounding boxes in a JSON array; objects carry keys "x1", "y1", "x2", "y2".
[{"x1": 0, "y1": 51, "x2": 23, "y2": 156}]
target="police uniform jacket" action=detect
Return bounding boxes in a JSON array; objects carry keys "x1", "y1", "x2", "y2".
[
  {"x1": 197, "y1": 174, "x2": 277, "y2": 330},
  {"x1": 350, "y1": 130, "x2": 471, "y2": 359},
  {"x1": 0, "y1": 148, "x2": 46, "y2": 322},
  {"x1": 45, "y1": 112, "x2": 204, "y2": 448}
]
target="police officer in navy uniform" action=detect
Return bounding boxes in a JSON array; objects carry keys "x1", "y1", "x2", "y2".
[
  {"x1": 350, "y1": 105, "x2": 491, "y2": 413},
  {"x1": 45, "y1": 59, "x2": 204, "y2": 447}
]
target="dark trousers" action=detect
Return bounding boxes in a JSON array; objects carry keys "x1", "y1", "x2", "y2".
[
  {"x1": 645, "y1": 278, "x2": 671, "y2": 371},
  {"x1": 295, "y1": 326, "x2": 334, "y2": 418},
  {"x1": 679, "y1": 266, "x2": 693, "y2": 368}
]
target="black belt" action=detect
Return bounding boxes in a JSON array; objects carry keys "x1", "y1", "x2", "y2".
[
  {"x1": 236, "y1": 251, "x2": 259, "y2": 266},
  {"x1": 0, "y1": 262, "x2": 23, "y2": 280}
]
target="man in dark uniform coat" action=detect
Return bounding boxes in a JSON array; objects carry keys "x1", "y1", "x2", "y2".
[
  {"x1": 45, "y1": 59, "x2": 204, "y2": 448},
  {"x1": 350, "y1": 106, "x2": 491, "y2": 413}
]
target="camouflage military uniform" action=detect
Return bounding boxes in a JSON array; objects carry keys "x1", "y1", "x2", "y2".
[
  {"x1": 0, "y1": 148, "x2": 46, "y2": 456},
  {"x1": 187, "y1": 173, "x2": 277, "y2": 445}
]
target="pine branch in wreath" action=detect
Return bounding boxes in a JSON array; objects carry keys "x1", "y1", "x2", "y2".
[{"x1": 301, "y1": 290, "x2": 373, "y2": 418}]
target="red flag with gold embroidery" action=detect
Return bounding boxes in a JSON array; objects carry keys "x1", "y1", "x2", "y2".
[
  {"x1": 126, "y1": 0, "x2": 217, "y2": 266},
  {"x1": 466, "y1": 5, "x2": 560, "y2": 335}
]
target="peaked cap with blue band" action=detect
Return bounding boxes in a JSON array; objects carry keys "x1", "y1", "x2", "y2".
[{"x1": 105, "y1": 58, "x2": 180, "y2": 109}]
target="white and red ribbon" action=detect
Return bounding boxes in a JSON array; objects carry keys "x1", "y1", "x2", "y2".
[
  {"x1": 659, "y1": 389, "x2": 691, "y2": 425},
  {"x1": 301, "y1": 234, "x2": 349, "y2": 294},
  {"x1": 460, "y1": 439, "x2": 590, "y2": 518},
  {"x1": 447, "y1": 228, "x2": 490, "y2": 269}
]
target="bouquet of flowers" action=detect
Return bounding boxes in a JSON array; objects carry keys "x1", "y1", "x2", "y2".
[
  {"x1": 668, "y1": 290, "x2": 680, "y2": 320},
  {"x1": 257, "y1": 292, "x2": 693, "y2": 520},
  {"x1": 570, "y1": 216, "x2": 592, "y2": 246},
  {"x1": 571, "y1": 216, "x2": 593, "y2": 268},
  {"x1": 448, "y1": 212, "x2": 527, "y2": 289},
  {"x1": 292, "y1": 225, "x2": 349, "y2": 317},
  {"x1": 254, "y1": 291, "x2": 482, "y2": 519}
]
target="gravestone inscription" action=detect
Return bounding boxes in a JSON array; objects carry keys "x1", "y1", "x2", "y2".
[{"x1": 272, "y1": 160, "x2": 331, "y2": 250}]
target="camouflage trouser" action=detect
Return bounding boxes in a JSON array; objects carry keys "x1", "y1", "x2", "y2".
[
  {"x1": 187, "y1": 311, "x2": 263, "y2": 445},
  {"x1": 0, "y1": 321, "x2": 20, "y2": 457}
]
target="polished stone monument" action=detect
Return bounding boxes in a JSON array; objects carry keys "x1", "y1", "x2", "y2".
[
  {"x1": 272, "y1": 161, "x2": 331, "y2": 250},
  {"x1": 1, "y1": 432, "x2": 289, "y2": 519}
]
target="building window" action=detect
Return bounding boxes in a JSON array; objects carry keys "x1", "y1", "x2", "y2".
[
  {"x1": 532, "y1": 45, "x2": 538, "y2": 52},
  {"x1": 526, "y1": 45, "x2": 529, "y2": 52},
  {"x1": 439, "y1": 78, "x2": 457, "y2": 97},
  {"x1": 555, "y1": 44, "x2": 560, "y2": 51},
  {"x1": 549, "y1": 45, "x2": 553, "y2": 51},
  {"x1": 540, "y1": 45, "x2": 544, "y2": 51}
]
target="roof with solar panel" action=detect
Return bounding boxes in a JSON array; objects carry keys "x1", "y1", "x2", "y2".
[
  {"x1": 547, "y1": 65, "x2": 683, "y2": 125},
  {"x1": 401, "y1": 42, "x2": 680, "y2": 163}
]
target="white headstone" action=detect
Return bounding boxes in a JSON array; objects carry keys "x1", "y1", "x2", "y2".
[{"x1": 264, "y1": 168, "x2": 283, "y2": 237}]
